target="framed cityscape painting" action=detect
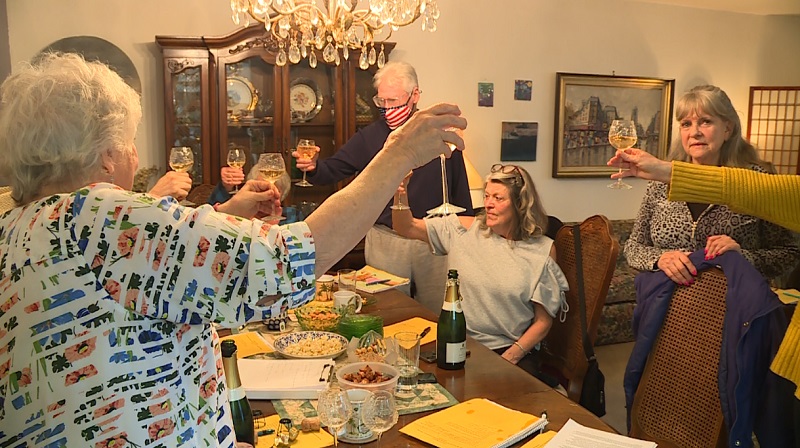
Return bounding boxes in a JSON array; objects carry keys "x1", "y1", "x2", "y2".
[{"x1": 552, "y1": 73, "x2": 674, "y2": 178}]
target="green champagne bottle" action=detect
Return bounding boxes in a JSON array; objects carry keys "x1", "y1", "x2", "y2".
[
  {"x1": 221, "y1": 340, "x2": 256, "y2": 445},
  {"x1": 437, "y1": 269, "x2": 466, "y2": 370}
]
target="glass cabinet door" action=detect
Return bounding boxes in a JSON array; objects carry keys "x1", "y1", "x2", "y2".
[
  {"x1": 287, "y1": 60, "x2": 337, "y2": 186},
  {"x1": 170, "y1": 65, "x2": 205, "y2": 185},
  {"x1": 222, "y1": 57, "x2": 278, "y2": 180}
]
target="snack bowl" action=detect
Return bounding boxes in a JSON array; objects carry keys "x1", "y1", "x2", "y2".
[
  {"x1": 294, "y1": 304, "x2": 345, "y2": 332},
  {"x1": 335, "y1": 362, "x2": 399, "y2": 392}
]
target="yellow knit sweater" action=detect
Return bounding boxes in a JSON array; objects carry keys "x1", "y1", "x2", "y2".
[{"x1": 668, "y1": 161, "x2": 800, "y2": 398}]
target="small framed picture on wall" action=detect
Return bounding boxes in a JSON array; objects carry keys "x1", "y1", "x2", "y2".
[{"x1": 501, "y1": 122, "x2": 538, "y2": 161}]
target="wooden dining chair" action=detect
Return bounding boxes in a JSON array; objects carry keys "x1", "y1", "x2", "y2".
[
  {"x1": 539, "y1": 214, "x2": 619, "y2": 403},
  {"x1": 628, "y1": 267, "x2": 728, "y2": 448},
  {"x1": 185, "y1": 183, "x2": 217, "y2": 206}
]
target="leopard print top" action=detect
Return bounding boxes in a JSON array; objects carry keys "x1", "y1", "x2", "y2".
[{"x1": 624, "y1": 168, "x2": 799, "y2": 280}]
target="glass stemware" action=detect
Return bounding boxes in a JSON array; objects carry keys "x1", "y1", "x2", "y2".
[
  {"x1": 257, "y1": 153, "x2": 287, "y2": 221},
  {"x1": 226, "y1": 147, "x2": 246, "y2": 193},
  {"x1": 427, "y1": 129, "x2": 466, "y2": 217},
  {"x1": 361, "y1": 390, "x2": 398, "y2": 447},
  {"x1": 317, "y1": 386, "x2": 353, "y2": 447},
  {"x1": 607, "y1": 119, "x2": 637, "y2": 190},
  {"x1": 295, "y1": 138, "x2": 316, "y2": 187},
  {"x1": 169, "y1": 146, "x2": 194, "y2": 174},
  {"x1": 390, "y1": 170, "x2": 413, "y2": 211}
]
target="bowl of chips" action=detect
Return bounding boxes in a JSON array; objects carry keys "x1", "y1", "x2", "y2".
[
  {"x1": 294, "y1": 304, "x2": 344, "y2": 332},
  {"x1": 335, "y1": 362, "x2": 399, "y2": 392}
]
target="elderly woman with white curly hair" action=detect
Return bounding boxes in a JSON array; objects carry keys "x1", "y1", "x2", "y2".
[{"x1": 0, "y1": 52, "x2": 466, "y2": 447}]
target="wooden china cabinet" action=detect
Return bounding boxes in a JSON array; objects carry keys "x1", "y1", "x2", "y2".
[{"x1": 156, "y1": 25, "x2": 394, "y2": 207}]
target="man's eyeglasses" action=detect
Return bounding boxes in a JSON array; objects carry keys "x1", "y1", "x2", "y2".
[
  {"x1": 491, "y1": 164, "x2": 524, "y2": 186},
  {"x1": 372, "y1": 89, "x2": 417, "y2": 108}
]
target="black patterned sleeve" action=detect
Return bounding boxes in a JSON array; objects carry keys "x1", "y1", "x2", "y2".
[
  {"x1": 624, "y1": 182, "x2": 670, "y2": 271},
  {"x1": 742, "y1": 220, "x2": 800, "y2": 279}
]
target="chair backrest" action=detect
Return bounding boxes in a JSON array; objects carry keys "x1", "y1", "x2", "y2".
[
  {"x1": 540, "y1": 214, "x2": 619, "y2": 402},
  {"x1": 545, "y1": 215, "x2": 564, "y2": 241},
  {"x1": 185, "y1": 184, "x2": 217, "y2": 206},
  {"x1": 629, "y1": 267, "x2": 728, "y2": 448}
]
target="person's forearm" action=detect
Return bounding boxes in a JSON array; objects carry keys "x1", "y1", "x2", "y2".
[
  {"x1": 306, "y1": 148, "x2": 415, "y2": 277},
  {"x1": 669, "y1": 162, "x2": 800, "y2": 232}
]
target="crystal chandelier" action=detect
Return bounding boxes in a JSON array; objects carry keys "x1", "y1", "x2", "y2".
[{"x1": 229, "y1": 0, "x2": 439, "y2": 69}]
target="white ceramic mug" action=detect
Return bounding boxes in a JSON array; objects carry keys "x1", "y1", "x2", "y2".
[{"x1": 334, "y1": 290, "x2": 362, "y2": 314}]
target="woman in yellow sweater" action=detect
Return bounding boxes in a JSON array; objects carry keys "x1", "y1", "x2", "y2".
[
  {"x1": 608, "y1": 148, "x2": 800, "y2": 410},
  {"x1": 608, "y1": 148, "x2": 799, "y2": 232}
]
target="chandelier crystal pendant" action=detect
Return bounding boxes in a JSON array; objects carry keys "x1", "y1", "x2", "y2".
[{"x1": 229, "y1": 0, "x2": 440, "y2": 68}]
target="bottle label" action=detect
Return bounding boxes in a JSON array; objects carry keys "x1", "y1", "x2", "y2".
[
  {"x1": 228, "y1": 385, "x2": 247, "y2": 402},
  {"x1": 441, "y1": 300, "x2": 463, "y2": 312},
  {"x1": 445, "y1": 341, "x2": 467, "y2": 363}
]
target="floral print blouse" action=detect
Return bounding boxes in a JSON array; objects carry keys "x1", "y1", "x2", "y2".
[{"x1": 0, "y1": 184, "x2": 316, "y2": 447}]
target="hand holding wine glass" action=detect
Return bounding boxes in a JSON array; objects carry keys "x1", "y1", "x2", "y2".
[
  {"x1": 391, "y1": 171, "x2": 413, "y2": 211},
  {"x1": 256, "y1": 153, "x2": 287, "y2": 222},
  {"x1": 226, "y1": 147, "x2": 247, "y2": 193},
  {"x1": 361, "y1": 390, "x2": 398, "y2": 447},
  {"x1": 607, "y1": 120, "x2": 637, "y2": 190},
  {"x1": 294, "y1": 139, "x2": 318, "y2": 187},
  {"x1": 317, "y1": 386, "x2": 353, "y2": 447},
  {"x1": 169, "y1": 146, "x2": 194, "y2": 174}
]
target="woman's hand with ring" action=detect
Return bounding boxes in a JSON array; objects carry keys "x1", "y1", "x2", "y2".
[{"x1": 656, "y1": 250, "x2": 697, "y2": 285}]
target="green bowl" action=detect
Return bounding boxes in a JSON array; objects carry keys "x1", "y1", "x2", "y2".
[{"x1": 338, "y1": 314, "x2": 383, "y2": 340}]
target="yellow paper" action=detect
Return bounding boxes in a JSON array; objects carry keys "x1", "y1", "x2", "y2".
[
  {"x1": 773, "y1": 288, "x2": 800, "y2": 305},
  {"x1": 520, "y1": 430, "x2": 556, "y2": 447},
  {"x1": 220, "y1": 332, "x2": 273, "y2": 358},
  {"x1": 400, "y1": 398, "x2": 546, "y2": 448},
  {"x1": 255, "y1": 414, "x2": 333, "y2": 448},
  {"x1": 383, "y1": 317, "x2": 437, "y2": 346}
]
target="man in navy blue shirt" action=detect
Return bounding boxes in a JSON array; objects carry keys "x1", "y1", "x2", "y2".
[{"x1": 293, "y1": 61, "x2": 474, "y2": 311}]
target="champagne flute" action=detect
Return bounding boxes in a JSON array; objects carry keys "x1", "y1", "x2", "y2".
[
  {"x1": 257, "y1": 153, "x2": 287, "y2": 221},
  {"x1": 426, "y1": 129, "x2": 466, "y2": 216},
  {"x1": 169, "y1": 146, "x2": 194, "y2": 174},
  {"x1": 317, "y1": 386, "x2": 353, "y2": 447},
  {"x1": 361, "y1": 390, "x2": 398, "y2": 447},
  {"x1": 226, "y1": 147, "x2": 246, "y2": 193},
  {"x1": 607, "y1": 119, "x2": 637, "y2": 190},
  {"x1": 295, "y1": 138, "x2": 316, "y2": 187}
]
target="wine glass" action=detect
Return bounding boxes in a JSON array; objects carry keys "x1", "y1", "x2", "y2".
[
  {"x1": 426, "y1": 128, "x2": 466, "y2": 217},
  {"x1": 295, "y1": 138, "x2": 316, "y2": 187},
  {"x1": 390, "y1": 170, "x2": 413, "y2": 211},
  {"x1": 607, "y1": 119, "x2": 637, "y2": 190},
  {"x1": 317, "y1": 386, "x2": 353, "y2": 447},
  {"x1": 361, "y1": 390, "x2": 398, "y2": 447},
  {"x1": 226, "y1": 147, "x2": 247, "y2": 193},
  {"x1": 256, "y1": 153, "x2": 287, "y2": 221},
  {"x1": 169, "y1": 146, "x2": 194, "y2": 174}
]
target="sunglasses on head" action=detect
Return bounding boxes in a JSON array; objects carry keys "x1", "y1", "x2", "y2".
[{"x1": 490, "y1": 164, "x2": 524, "y2": 186}]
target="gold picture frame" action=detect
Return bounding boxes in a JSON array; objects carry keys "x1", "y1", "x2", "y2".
[{"x1": 552, "y1": 73, "x2": 674, "y2": 178}]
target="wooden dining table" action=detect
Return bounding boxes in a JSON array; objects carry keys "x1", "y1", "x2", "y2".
[{"x1": 249, "y1": 288, "x2": 615, "y2": 446}]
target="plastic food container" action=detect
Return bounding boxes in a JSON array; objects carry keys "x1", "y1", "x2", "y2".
[{"x1": 335, "y1": 362, "x2": 399, "y2": 392}]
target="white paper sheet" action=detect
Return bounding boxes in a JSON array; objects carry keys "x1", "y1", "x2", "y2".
[{"x1": 544, "y1": 419, "x2": 657, "y2": 448}]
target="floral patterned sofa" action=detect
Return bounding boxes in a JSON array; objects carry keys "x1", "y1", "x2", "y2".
[{"x1": 595, "y1": 220, "x2": 638, "y2": 345}]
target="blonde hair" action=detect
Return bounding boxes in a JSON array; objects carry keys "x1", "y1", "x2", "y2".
[
  {"x1": 477, "y1": 166, "x2": 548, "y2": 241},
  {"x1": 668, "y1": 85, "x2": 770, "y2": 171},
  {"x1": 0, "y1": 53, "x2": 142, "y2": 204}
]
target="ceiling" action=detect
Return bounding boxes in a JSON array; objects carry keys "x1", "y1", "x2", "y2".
[{"x1": 633, "y1": 0, "x2": 800, "y2": 16}]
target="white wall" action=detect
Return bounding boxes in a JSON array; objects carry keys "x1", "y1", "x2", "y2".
[{"x1": 7, "y1": 0, "x2": 800, "y2": 221}]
